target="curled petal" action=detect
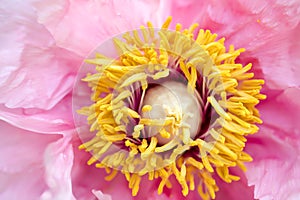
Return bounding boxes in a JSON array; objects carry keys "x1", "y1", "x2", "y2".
[
  {"x1": 0, "y1": 95, "x2": 74, "y2": 134},
  {"x1": 41, "y1": 136, "x2": 75, "y2": 200},
  {"x1": 92, "y1": 190, "x2": 112, "y2": 200}
]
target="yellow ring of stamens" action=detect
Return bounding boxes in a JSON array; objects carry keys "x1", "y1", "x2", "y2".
[{"x1": 77, "y1": 16, "x2": 265, "y2": 199}]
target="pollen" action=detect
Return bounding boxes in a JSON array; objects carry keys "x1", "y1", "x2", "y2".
[{"x1": 77, "y1": 16, "x2": 265, "y2": 199}]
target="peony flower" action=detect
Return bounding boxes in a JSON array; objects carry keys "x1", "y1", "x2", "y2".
[{"x1": 0, "y1": 0, "x2": 299, "y2": 200}]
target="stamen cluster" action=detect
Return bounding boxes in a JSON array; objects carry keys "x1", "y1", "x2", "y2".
[{"x1": 78, "y1": 17, "x2": 265, "y2": 199}]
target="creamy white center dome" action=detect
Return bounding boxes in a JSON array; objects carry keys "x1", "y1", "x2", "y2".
[{"x1": 141, "y1": 81, "x2": 202, "y2": 145}]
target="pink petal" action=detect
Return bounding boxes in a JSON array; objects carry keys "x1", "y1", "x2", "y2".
[
  {"x1": 0, "y1": 1, "x2": 83, "y2": 135},
  {"x1": 237, "y1": 22, "x2": 300, "y2": 91},
  {"x1": 0, "y1": 121, "x2": 60, "y2": 199},
  {"x1": 140, "y1": 169, "x2": 254, "y2": 200},
  {"x1": 2, "y1": 1, "x2": 299, "y2": 200},
  {"x1": 0, "y1": 1, "x2": 83, "y2": 110},
  {"x1": 72, "y1": 135, "x2": 176, "y2": 200},
  {"x1": 167, "y1": 2, "x2": 300, "y2": 199},
  {"x1": 215, "y1": 167, "x2": 254, "y2": 200},
  {"x1": 0, "y1": 120, "x2": 59, "y2": 173},
  {"x1": 245, "y1": 87, "x2": 300, "y2": 199},
  {"x1": 246, "y1": 126, "x2": 300, "y2": 199},
  {"x1": 258, "y1": 87, "x2": 300, "y2": 137},
  {"x1": 41, "y1": 136, "x2": 76, "y2": 200},
  {"x1": 34, "y1": 0, "x2": 171, "y2": 56},
  {"x1": 168, "y1": 0, "x2": 300, "y2": 89},
  {"x1": 0, "y1": 169, "x2": 46, "y2": 199},
  {"x1": 71, "y1": 137, "x2": 133, "y2": 200}
]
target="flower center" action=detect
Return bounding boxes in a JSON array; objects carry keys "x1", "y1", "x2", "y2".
[
  {"x1": 141, "y1": 81, "x2": 202, "y2": 145},
  {"x1": 75, "y1": 16, "x2": 266, "y2": 200}
]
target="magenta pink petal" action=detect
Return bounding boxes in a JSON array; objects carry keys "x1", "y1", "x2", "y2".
[{"x1": 215, "y1": 167, "x2": 254, "y2": 200}]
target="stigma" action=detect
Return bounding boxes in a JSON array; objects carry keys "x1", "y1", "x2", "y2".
[{"x1": 142, "y1": 81, "x2": 202, "y2": 145}]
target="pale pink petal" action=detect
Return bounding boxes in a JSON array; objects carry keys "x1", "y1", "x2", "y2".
[
  {"x1": 0, "y1": 2, "x2": 78, "y2": 133},
  {"x1": 41, "y1": 136, "x2": 76, "y2": 200},
  {"x1": 92, "y1": 190, "x2": 112, "y2": 200},
  {"x1": 0, "y1": 169, "x2": 46, "y2": 199},
  {"x1": 0, "y1": 121, "x2": 60, "y2": 199},
  {"x1": 34, "y1": 0, "x2": 170, "y2": 56},
  {"x1": 0, "y1": 1, "x2": 82, "y2": 110},
  {"x1": 0, "y1": 94, "x2": 74, "y2": 134},
  {"x1": 0, "y1": 120, "x2": 60, "y2": 173},
  {"x1": 147, "y1": 193, "x2": 174, "y2": 200}
]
